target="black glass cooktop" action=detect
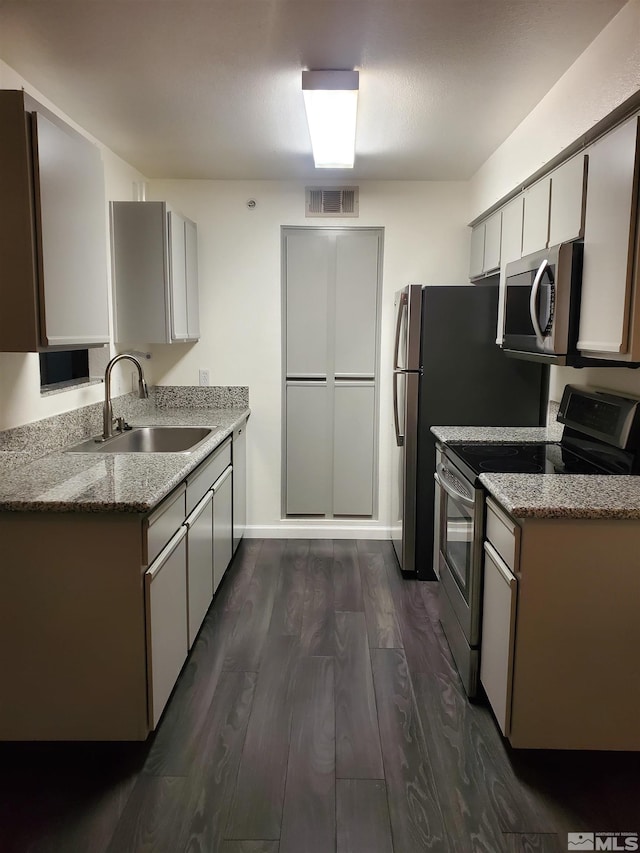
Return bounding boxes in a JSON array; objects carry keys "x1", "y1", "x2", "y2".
[{"x1": 449, "y1": 442, "x2": 607, "y2": 476}]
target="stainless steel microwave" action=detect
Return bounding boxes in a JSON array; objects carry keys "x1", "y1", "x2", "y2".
[{"x1": 502, "y1": 241, "x2": 583, "y2": 365}]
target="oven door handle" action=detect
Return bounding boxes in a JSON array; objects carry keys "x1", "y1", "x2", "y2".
[
  {"x1": 529, "y1": 259, "x2": 549, "y2": 346},
  {"x1": 434, "y1": 465, "x2": 475, "y2": 508}
]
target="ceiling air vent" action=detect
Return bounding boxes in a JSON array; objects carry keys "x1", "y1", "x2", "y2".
[{"x1": 305, "y1": 186, "x2": 359, "y2": 218}]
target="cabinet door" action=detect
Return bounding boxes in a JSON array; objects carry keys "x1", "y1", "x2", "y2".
[
  {"x1": 111, "y1": 201, "x2": 171, "y2": 344},
  {"x1": 483, "y1": 211, "x2": 502, "y2": 273},
  {"x1": 480, "y1": 541, "x2": 517, "y2": 736},
  {"x1": 334, "y1": 232, "x2": 380, "y2": 377},
  {"x1": 168, "y1": 211, "x2": 189, "y2": 341},
  {"x1": 333, "y1": 383, "x2": 375, "y2": 516},
  {"x1": 232, "y1": 422, "x2": 247, "y2": 553},
  {"x1": 33, "y1": 111, "x2": 110, "y2": 347},
  {"x1": 548, "y1": 154, "x2": 588, "y2": 246},
  {"x1": 185, "y1": 217, "x2": 200, "y2": 341},
  {"x1": 285, "y1": 232, "x2": 331, "y2": 377},
  {"x1": 496, "y1": 196, "x2": 524, "y2": 344},
  {"x1": 578, "y1": 117, "x2": 640, "y2": 356},
  {"x1": 286, "y1": 382, "x2": 329, "y2": 515},
  {"x1": 186, "y1": 491, "x2": 214, "y2": 647},
  {"x1": 145, "y1": 526, "x2": 188, "y2": 729},
  {"x1": 469, "y1": 224, "x2": 485, "y2": 279},
  {"x1": 212, "y1": 466, "x2": 233, "y2": 591},
  {"x1": 521, "y1": 177, "x2": 550, "y2": 256}
]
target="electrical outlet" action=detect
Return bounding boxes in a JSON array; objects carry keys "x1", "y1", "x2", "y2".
[{"x1": 199, "y1": 369, "x2": 210, "y2": 387}]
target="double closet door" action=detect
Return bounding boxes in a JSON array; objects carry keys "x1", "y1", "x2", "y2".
[{"x1": 283, "y1": 227, "x2": 383, "y2": 518}]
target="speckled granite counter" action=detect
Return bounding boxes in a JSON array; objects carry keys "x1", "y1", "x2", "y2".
[
  {"x1": 431, "y1": 424, "x2": 563, "y2": 444},
  {"x1": 0, "y1": 406, "x2": 249, "y2": 513},
  {"x1": 479, "y1": 473, "x2": 640, "y2": 520}
]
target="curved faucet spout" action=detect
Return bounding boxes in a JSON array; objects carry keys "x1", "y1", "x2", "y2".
[{"x1": 102, "y1": 354, "x2": 149, "y2": 441}]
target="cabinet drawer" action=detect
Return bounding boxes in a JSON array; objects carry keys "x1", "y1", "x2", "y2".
[
  {"x1": 186, "y1": 437, "x2": 231, "y2": 514},
  {"x1": 485, "y1": 497, "x2": 519, "y2": 572},
  {"x1": 146, "y1": 484, "x2": 186, "y2": 566}
]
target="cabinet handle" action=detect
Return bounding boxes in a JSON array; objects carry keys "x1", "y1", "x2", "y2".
[
  {"x1": 212, "y1": 465, "x2": 233, "y2": 493},
  {"x1": 185, "y1": 489, "x2": 213, "y2": 527},
  {"x1": 146, "y1": 525, "x2": 187, "y2": 579},
  {"x1": 484, "y1": 541, "x2": 517, "y2": 588}
]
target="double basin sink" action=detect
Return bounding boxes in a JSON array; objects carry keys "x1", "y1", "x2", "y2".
[{"x1": 67, "y1": 426, "x2": 215, "y2": 454}]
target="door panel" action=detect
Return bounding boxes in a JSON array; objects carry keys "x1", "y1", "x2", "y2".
[
  {"x1": 286, "y1": 382, "x2": 329, "y2": 515},
  {"x1": 186, "y1": 491, "x2": 213, "y2": 648},
  {"x1": 334, "y1": 232, "x2": 380, "y2": 376},
  {"x1": 185, "y1": 217, "x2": 200, "y2": 340},
  {"x1": 285, "y1": 233, "x2": 330, "y2": 377},
  {"x1": 333, "y1": 383, "x2": 375, "y2": 516},
  {"x1": 213, "y1": 467, "x2": 233, "y2": 590},
  {"x1": 168, "y1": 211, "x2": 188, "y2": 340}
]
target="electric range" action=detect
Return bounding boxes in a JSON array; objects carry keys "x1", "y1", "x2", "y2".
[{"x1": 433, "y1": 384, "x2": 640, "y2": 698}]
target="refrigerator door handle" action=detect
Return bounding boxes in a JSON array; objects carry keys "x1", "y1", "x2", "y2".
[
  {"x1": 393, "y1": 370, "x2": 404, "y2": 447},
  {"x1": 393, "y1": 291, "x2": 407, "y2": 370}
]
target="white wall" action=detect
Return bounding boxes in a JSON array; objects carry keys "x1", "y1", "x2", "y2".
[
  {"x1": 469, "y1": 0, "x2": 640, "y2": 404},
  {"x1": 0, "y1": 60, "x2": 147, "y2": 430},
  {"x1": 469, "y1": 0, "x2": 640, "y2": 221},
  {"x1": 140, "y1": 179, "x2": 470, "y2": 535}
]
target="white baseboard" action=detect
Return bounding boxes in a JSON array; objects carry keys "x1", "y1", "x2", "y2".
[{"x1": 245, "y1": 522, "x2": 392, "y2": 540}]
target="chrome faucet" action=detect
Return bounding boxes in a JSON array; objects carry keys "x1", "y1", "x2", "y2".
[{"x1": 101, "y1": 354, "x2": 149, "y2": 441}]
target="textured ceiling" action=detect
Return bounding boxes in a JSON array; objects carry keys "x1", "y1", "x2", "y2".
[{"x1": 0, "y1": 0, "x2": 628, "y2": 180}]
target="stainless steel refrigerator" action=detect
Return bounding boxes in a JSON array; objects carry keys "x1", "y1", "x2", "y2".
[{"x1": 391, "y1": 284, "x2": 547, "y2": 579}]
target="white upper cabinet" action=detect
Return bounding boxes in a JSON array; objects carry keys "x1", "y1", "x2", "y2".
[
  {"x1": 111, "y1": 201, "x2": 200, "y2": 344},
  {"x1": 469, "y1": 210, "x2": 502, "y2": 279},
  {"x1": 548, "y1": 153, "x2": 588, "y2": 246},
  {"x1": 0, "y1": 90, "x2": 110, "y2": 352},
  {"x1": 521, "y1": 178, "x2": 550, "y2": 256},
  {"x1": 469, "y1": 224, "x2": 485, "y2": 279},
  {"x1": 483, "y1": 212, "x2": 502, "y2": 273},
  {"x1": 578, "y1": 116, "x2": 640, "y2": 360},
  {"x1": 496, "y1": 196, "x2": 524, "y2": 344}
]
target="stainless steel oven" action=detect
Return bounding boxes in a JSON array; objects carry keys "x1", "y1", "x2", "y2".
[
  {"x1": 434, "y1": 385, "x2": 640, "y2": 699},
  {"x1": 434, "y1": 444, "x2": 485, "y2": 696}
]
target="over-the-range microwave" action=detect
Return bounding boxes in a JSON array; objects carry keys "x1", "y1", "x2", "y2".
[{"x1": 502, "y1": 241, "x2": 582, "y2": 366}]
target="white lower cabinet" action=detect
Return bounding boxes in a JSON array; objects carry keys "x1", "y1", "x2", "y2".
[
  {"x1": 185, "y1": 490, "x2": 214, "y2": 648},
  {"x1": 480, "y1": 541, "x2": 517, "y2": 736},
  {"x1": 213, "y1": 466, "x2": 233, "y2": 592},
  {"x1": 0, "y1": 425, "x2": 246, "y2": 741},
  {"x1": 145, "y1": 526, "x2": 189, "y2": 729},
  {"x1": 480, "y1": 496, "x2": 640, "y2": 750}
]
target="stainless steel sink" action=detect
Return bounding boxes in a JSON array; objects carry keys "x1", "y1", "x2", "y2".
[{"x1": 66, "y1": 426, "x2": 215, "y2": 454}]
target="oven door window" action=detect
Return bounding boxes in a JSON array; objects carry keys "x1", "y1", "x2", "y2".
[{"x1": 440, "y1": 485, "x2": 474, "y2": 604}]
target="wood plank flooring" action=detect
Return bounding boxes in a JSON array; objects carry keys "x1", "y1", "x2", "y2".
[{"x1": 1, "y1": 538, "x2": 640, "y2": 853}]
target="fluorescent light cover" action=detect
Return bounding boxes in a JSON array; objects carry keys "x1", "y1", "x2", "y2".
[{"x1": 302, "y1": 70, "x2": 359, "y2": 169}]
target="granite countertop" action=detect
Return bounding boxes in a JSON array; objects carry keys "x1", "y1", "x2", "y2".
[
  {"x1": 480, "y1": 473, "x2": 640, "y2": 520},
  {"x1": 431, "y1": 424, "x2": 563, "y2": 444},
  {"x1": 0, "y1": 407, "x2": 249, "y2": 513}
]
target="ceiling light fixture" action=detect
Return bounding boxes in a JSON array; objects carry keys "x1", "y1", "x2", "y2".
[{"x1": 302, "y1": 69, "x2": 359, "y2": 169}]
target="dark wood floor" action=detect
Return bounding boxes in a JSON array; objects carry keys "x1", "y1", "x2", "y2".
[{"x1": 1, "y1": 538, "x2": 639, "y2": 853}]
